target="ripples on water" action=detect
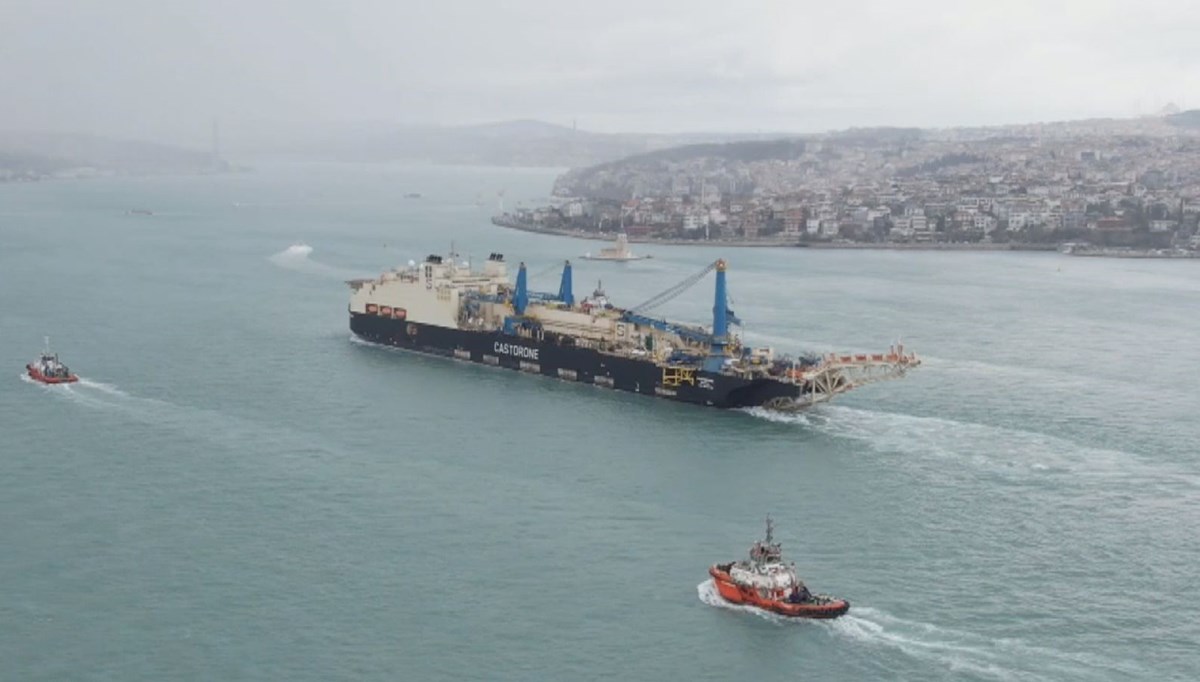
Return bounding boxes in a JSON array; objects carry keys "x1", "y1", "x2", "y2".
[
  {"x1": 3, "y1": 166, "x2": 1198, "y2": 681},
  {"x1": 697, "y1": 580, "x2": 1142, "y2": 680}
]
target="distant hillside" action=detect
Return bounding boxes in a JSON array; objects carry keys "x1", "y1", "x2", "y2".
[
  {"x1": 602, "y1": 138, "x2": 808, "y2": 166},
  {"x1": 0, "y1": 132, "x2": 223, "y2": 178},
  {"x1": 549, "y1": 114, "x2": 1200, "y2": 200},
  {"x1": 827, "y1": 126, "x2": 924, "y2": 143},
  {"x1": 1166, "y1": 110, "x2": 1200, "y2": 129},
  {"x1": 552, "y1": 138, "x2": 810, "y2": 199},
  {"x1": 275, "y1": 119, "x2": 782, "y2": 168}
]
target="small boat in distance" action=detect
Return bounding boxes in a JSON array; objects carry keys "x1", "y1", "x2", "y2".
[
  {"x1": 581, "y1": 233, "x2": 650, "y2": 261},
  {"x1": 26, "y1": 337, "x2": 79, "y2": 385},
  {"x1": 404, "y1": 192, "x2": 422, "y2": 199},
  {"x1": 709, "y1": 517, "x2": 849, "y2": 619}
]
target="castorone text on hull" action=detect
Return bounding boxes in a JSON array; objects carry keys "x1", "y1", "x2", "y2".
[{"x1": 347, "y1": 251, "x2": 918, "y2": 410}]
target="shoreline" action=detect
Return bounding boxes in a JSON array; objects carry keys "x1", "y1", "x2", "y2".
[
  {"x1": 490, "y1": 216, "x2": 1062, "y2": 252},
  {"x1": 492, "y1": 217, "x2": 1200, "y2": 258},
  {"x1": 1064, "y1": 250, "x2": 1200, "y2": 259}
]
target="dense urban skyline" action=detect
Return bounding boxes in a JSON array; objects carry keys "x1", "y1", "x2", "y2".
[{"x1": 2, "y1": 0, "x2": 1199, "y2": 148}]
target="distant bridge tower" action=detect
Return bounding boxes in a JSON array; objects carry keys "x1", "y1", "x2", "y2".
[
  {"x1": 211, "y1": 118, "x2": 219, "y2": 159},
  {"x1": 210, "y1": 117, "x2": 224, "y2": 170}
]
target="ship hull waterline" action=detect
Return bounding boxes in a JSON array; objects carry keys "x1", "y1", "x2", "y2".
[
  {"x1": 709, "y1": 566, "x2": 850, "y2": 619},
  {"x1": 350, "y1": 313, "x2": 804, "y2": 409},
  {"x1": 25, "y1": 365, "x2": 79, "y2": 385}
]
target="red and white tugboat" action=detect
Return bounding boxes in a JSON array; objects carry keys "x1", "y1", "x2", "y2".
[
  {"x1": 26, "y1": 338, "x2": 79, "y2": 385},
  {"x1": 709, "y1": 517, "x2": 849, "y2": 619}
]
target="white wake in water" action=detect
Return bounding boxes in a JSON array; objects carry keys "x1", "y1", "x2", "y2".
[
  {"x1": 21, "y1": 373, "x2": 164, "y2": 410},
  {"x1": 831, "y1": 606, "x2": 1138, "y2": 680},
  {"x1": 739, "y1": 406, "x2": 825, "y2": 427},
  {"x1": 269, "y1": 243, "x2": 325, "y2": 273},
  {"x1": 76, "y1": 377, "x2": 128, "y2": 396},
  {"x1": 19, "y1": 374, "x2": 320, "y2": 459},
  {"x1": 20, "y1": 374, "x2": 123, "y2": 412},
  {"x1": 740, "y1": 403, "x2": 1200, "y2": 491},
  {"x1": 272, "y1": 242, "x2": 314, "y2": 260},
  {"x1": 698, "y1": 580, "x2": 1120, "y2": 680},
  {"x1": 268, "y1": 243, "x2": 367, "y2": 280}
]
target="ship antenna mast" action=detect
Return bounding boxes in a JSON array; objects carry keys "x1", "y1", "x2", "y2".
[{"x1": 765, "y1": 514, "x2": 774, "y2": 545}]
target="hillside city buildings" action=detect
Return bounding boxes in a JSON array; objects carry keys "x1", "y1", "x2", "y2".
[{"x1": 506, "y1": 117, "x2": 1200, "y2": 252}]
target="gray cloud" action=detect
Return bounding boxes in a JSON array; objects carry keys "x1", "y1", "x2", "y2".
[{"x1": 1, "y1": 0, "x2": 1197, "y2": 147}]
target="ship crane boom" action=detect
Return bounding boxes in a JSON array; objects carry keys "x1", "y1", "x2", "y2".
[{"x1": 630, "y1": 260, "x2": 720, "y2": 315}]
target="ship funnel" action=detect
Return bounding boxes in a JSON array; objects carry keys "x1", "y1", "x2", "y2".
[
  {"x1": 514, "y1": 261, "x2": 529, "y2": 314},
  {"x1": 704, "y1": 259, "x2": 729, "y2": 371},
  {"x1": 558, "y1": 260, "x2": 574, "y2": 306}
]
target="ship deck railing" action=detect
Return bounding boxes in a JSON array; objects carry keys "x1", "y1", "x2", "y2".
[{"x1": 822, "y1": 350, "x2": 920, "y2": 368}]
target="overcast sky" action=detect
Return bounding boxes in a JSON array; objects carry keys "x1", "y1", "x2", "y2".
[{"x1": 2, "y1": 0, "x2": 1197, "y2": 147}]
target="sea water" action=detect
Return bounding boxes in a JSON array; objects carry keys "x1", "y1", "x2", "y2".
[{"x1": 2, "y1": 162, "x2": 1197, "y2": 680}]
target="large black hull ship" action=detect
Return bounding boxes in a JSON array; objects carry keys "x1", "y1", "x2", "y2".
[
  {"x1": 351, "y1": 312, "x2": 802, "y2": 408},
  {"x1": 347, "y1": 252, "x2": 917, "y2": 412}
]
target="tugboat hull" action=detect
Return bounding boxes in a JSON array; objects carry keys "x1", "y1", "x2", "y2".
[
  {"x1": 709, "y1": 566, "x2": 850, "y2": 619},
  {"x1": 26, "y1": 364, "x2": 78, "y2": 384}
]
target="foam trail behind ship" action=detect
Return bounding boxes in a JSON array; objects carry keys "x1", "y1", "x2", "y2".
[
  {"x1": 77, "y1": 377, "x2": 128, "y2": 396},
  {"x1": 738, "y1": 404, "x2": 1200, "y2": 492},
  {"x1": 268, "y1": 244, "x2": 371, "y2": 281},
  {"x1": 697, "y1": 580, "x2": 1126, "y2": 680},
  {"x1": 20, "y1": 374, "x2": 335, "y2": 461}
]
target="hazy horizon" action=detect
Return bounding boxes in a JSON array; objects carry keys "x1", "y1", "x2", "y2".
[{"x1": 3, "y1": 0, "x2": 1198, "y2": 149}]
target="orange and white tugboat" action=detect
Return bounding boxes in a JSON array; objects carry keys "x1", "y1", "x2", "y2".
[
  {"x1": 26, "y1": 337, "x2": 79, "y2": 385},
  {"x1": 709, "y1": 517, "x2": 849, "y2": 619}
]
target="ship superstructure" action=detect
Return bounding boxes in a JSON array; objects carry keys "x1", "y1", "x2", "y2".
[{"x1": 348, "y1": 252, "x2": 918, "y2": 410}]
